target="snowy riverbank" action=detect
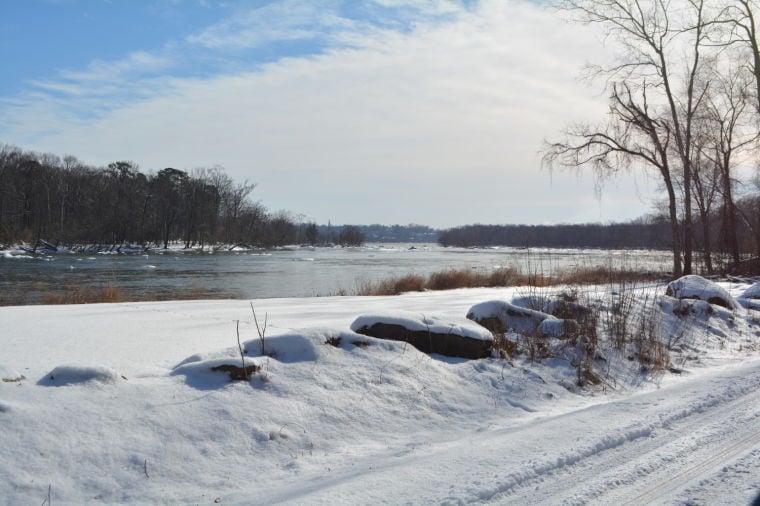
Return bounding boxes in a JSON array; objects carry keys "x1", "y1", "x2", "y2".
[{"x1": 1, "y1": 283, "x2": 759, "y2": 504}]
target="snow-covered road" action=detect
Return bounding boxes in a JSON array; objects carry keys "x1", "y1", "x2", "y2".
[{"x1": 261, "y1": 357, "x2": 760, "y2": 505}]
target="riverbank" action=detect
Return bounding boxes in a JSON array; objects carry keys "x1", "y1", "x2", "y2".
[{"x1": 1, "y1": 282, "x2": 759, "y2": 503}]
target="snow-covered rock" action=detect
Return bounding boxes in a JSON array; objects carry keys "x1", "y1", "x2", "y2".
[
  {"x1": 351, "y1": 311, "x2": 493, "y2": 359},
  {"x1": 665, "y1": 275, "x2": 739, "y2": 310},
  {"x1": 539, "y1": 318, "x2": 579, "y2": 338},
  {"x1": 172, "y1": 357, "x2": 263, "y2": 388},
  {"x1": 512, "y1": 294, "x2": 594, "y2": 321},
  {"x1": 38, "y1": 365, "x2": 123, "y2": 386},
  {"x1": 467, "y1": 300, "x2": 577, "y2": 339}
]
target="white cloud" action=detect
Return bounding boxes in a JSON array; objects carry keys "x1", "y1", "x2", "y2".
[
  {"x1": 186, "y1": 1, "x2": 346, "y2": 49},
  {"x1": 0, "y1": 0, "x2": 658, "y2": 227}
]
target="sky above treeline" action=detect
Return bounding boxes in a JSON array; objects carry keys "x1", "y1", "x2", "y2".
[{"x1": 0, "y1": 0, "x2": 661, "y2": 228}]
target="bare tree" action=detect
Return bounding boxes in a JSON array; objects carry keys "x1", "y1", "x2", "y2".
[
  {"x1": 719, "y1": 0, "x2": 760, "y2": 111},
  {"x1": 546, "y1": 0, "x2": 715, "y2": 275},
  {"x1": 546, "y1": 82, "x2": 683, "y2": 274},
  {"x1": 700, "y1": 64, "x2": 757, "y2": 265}
]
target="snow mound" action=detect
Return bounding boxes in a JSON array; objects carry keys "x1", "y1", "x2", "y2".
[
  {"x1": 173, "y1": 328, "x2": 386, "y2": 388},
  {"x1": 38, "y1": 365, "x2": 123, "y2": 386},
  {"x1": 467, "y1": 300, "x2": 558, "y2": 335},
  {"x1": 665, "y1": 275, "x2": 739, "y2": 310},
  {"x1": 253, "y1": 328, "x2": 383, "y2": 353},
  {"x1": 172, "y1": 357, "x2": 263, "y2": 389},
  {"x1": 0, "y1": 364, "x2": 25, "y2": 383},
  {"x1": 739, "y1": 282, "x2": 760, "y2": 300},
  {"x1": 243, "y1": 331, "x2": 323, "y2": 362},
  {"x1": 351, "y1": 311, "x2": 493, "y2": 341},
  {"x1": 241, "y1": 328, "x2": 378, "y2": 363},
  {"x1": 538, "y1": 318, "x2": 578, "y2": 338}
]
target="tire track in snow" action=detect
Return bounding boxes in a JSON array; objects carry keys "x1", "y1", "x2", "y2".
[
  {"x1": 481, "y1": 366, "x2": 760, "y2": 505},
  {"x1": 259, "y1": 359, "x2": 760, "y2": 505},
  {"x1": 621, "y1": 426, "x2": 760, "y2": 505}
]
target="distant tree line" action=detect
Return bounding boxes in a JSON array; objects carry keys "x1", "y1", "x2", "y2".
[
  {"x1": 438, "y1": 218, "x2": 672, "y2": 249},
  {"x1": 439, "y1": 200, "x2": 760, "y2": 272},
  {"x1": 315, "y1": 223, "x2": 438, "y2": 244},
  {"x1": 0, "y1": 143, "x2": 364, "y2": 249}
]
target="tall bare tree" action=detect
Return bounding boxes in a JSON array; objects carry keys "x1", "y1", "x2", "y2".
[{"x1": 546, "y1": 0, "x2": 714, "y2": 275}]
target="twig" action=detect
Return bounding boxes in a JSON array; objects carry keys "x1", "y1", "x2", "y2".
[
  {"x1": 251, "y1": 302, "x2": 268, "y2": 355},
  {"x1": 235, "y1": 320, "x2": 249, "y2": 380},
  {"x1": 144, "y1": 459, "x2": 150, "y2": 479},
  {"x1": 41, "y1": 484, "x2": 51, "y2": 506}
]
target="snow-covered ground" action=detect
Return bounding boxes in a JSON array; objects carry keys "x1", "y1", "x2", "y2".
[{"x1": 1, "y1": 282, "x2": 759, "y2": 505}]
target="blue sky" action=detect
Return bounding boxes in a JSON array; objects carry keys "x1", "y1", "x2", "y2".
[{"x1": 0, "y1": 0, "x2": 659, "y2": 227}]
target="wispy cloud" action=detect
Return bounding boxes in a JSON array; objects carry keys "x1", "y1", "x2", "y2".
[
  {"x1": 57, "y1": 50, "x2": 172, "y2": 83},
  {"x1": 186, "y1": 1, "x2": 344, "y2": 49}
]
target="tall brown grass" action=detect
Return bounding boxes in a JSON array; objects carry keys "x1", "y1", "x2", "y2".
[
  {"x1": 0, "y1": 284, "x2": 232, "y2": 306},
  {"x1": 355, "y1": 266, "x2": 662, "y2": 296}
]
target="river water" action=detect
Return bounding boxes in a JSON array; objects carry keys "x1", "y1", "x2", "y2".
[{"x1": 1, "y1": 244, "x2": 671, "y2": 302}]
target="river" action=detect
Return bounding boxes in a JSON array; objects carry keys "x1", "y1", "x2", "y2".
[{"x1": 1, "y1": 244, "x2": 672, "y2": 303}]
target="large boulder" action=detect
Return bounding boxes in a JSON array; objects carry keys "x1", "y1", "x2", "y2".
[
  {"x1": 466, "y1": 300, "x2": 577, "y2": 338},
  {"x1": 665, "y1": 275, "x2": 739, "y2": 310},
  {"x1": 350, "y1": 311, "x2": 493, "y2": 359}
]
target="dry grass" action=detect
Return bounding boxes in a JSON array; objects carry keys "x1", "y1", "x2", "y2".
[
  {"x1": 355, "y1": 266, "x2": 661, "y2": 296},
  {"x1": 553, "y1": 266, "x2": 662, "y2": 285},
  {"x1": 358, "y1": 274, "x2": 426, "y2": 296},
  {"x1": 40, "y1": 285, "x2": 129, "y2": 305},
  {"x1": 0, "y1": 283, "x2": 232, "y2": 306}
]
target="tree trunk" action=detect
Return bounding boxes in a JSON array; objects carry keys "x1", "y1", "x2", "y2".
[
  {"x1": 665, "y1": 179, "x2": 683, "y2": 276},
  {"x1": 700, "y1": 210, "x2": 713, "y2": 274}
]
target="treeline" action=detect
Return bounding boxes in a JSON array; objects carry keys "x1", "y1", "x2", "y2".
[
  {"x1": 439, "y1": 197, "x2": 760, "y2": 272},
  {"x1": 316, "y1": 223, "x2": 438, "y2": 243},
  {"x1": 0, "y1": 143, "x2": 363, "y2": 249},
  {"x1": 438, "y1": 218, "x2": 672, "y2": 249}
]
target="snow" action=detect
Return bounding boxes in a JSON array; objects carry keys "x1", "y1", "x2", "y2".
[
  {"x1": 666, "y1": 274, "x2": 740, "y2": 309},
  {"x1": 740, "y1": 281, "x2": 760, "y2": 300},
  {"x1": 466, "y1": 299, "x2": 558, "y2": 334},
  {"x1": 351, "y1": 310, "x2": 494, "y2": 341},
  {"x1": 0, "y1": 364, "x2": 25, "y2": 382},
  {"x1": 1, "y1": 284, "x2": 759, "y2": 504},
  {"x1": 38, "y1": 365, "x2": 124, "y2": 386},
  {"x1": 538, "y1": 317, "x2": 575, "y2": 338}
]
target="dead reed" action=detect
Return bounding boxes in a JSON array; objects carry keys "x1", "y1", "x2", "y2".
[
  {"x1": 0, "y1": 283, "x2": 233, "y2": 306},
  {"x1": 355, "y1": 266, "x2": 662, "y2": 296}
]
